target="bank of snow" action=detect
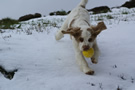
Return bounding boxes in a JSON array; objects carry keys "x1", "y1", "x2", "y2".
[{"x1": 0, "y1": 10, "x2": 135, "y2": 90}]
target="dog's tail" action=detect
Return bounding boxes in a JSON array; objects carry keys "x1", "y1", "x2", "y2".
[{"x1": 78, "y1": 0, "x2": 88, "y2": 8}]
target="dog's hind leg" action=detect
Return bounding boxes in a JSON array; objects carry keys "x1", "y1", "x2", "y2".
[{"x1": 55, "y1": 18, "x2": 69, "y2": 40}]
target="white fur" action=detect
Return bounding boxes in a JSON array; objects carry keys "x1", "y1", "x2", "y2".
[{"x1": 55, "y1": 0, "x2": 100, "y2": 75}]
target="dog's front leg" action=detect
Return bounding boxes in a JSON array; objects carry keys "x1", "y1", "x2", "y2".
[
  {"x1": 91, "y1": 41, "x2": 100, "y2": 64},
  {"x1": 73, "y1": 40, "x2": 94, "y2": 75},
  {"x1": 55, "y1": 18, "x2": 69, "y2": 40},
  {"x1": 75, "y1": 52, "x2": 94, "y2": 75}
]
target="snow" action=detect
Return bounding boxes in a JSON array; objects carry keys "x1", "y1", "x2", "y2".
[{"x1": 0, "y1": 8, "x2": 135, "y2": 90}]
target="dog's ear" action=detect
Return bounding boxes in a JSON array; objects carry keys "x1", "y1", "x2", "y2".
[
  {"x1": 61, "y1": 28, "x2": 73, "y2": 34},
  {"x1": 91, "y1": 22, "x2": 107, "y2": 35},
  {"x1": 62, "y1": 27, "x2": 81, "y2": 36}
]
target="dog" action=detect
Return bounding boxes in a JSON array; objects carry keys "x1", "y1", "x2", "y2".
[{"x1": 55, "y1": 0, "x2": 107, "y2": 75}]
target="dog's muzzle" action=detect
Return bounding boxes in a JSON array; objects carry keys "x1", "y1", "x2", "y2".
[{"x1": 82, "y1": 45, "x2": 90, "y2": 51}]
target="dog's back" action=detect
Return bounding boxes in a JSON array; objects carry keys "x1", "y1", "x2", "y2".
[
  {"x1": 67, "y1": 0, "x2": 89, "y2": 28},
  {"x1": 55, "y1": 0, "x2": 89, "y2": 40}
]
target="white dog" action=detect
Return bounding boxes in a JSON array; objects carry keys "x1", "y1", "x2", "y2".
[{"x1": 55, "y1": 0, "x2": 107, "y2": 75}]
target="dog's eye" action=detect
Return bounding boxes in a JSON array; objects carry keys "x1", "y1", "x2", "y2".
[
  {"x1": 79, "y1": 38, "x2": 84, "y2": 42},
  {"x1": 88, "y1": 38, "x2": 93, "y2": 42}
]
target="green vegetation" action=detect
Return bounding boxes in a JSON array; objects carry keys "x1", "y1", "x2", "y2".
[
  {"x1": 106, "y1": 15, "x2": 114, "y2": 19},
  {"x1": 0, "y1": 18, "x2": 19, "y2": 29},
  {"x1": 122, "y1": 11, "x2": 129, "y2": 14},
  {"x1": 49, "y1": 10, "x2": 69, "y2": 16}
]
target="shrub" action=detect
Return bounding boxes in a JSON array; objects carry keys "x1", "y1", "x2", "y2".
[
  {"x1": 88, "y1": 6, "x2": 111, "y2": 14},
  {"x1": 49, "y1": 10, "x2": 68, "y2": 16},
  {"x1": 0, "y1": 17, "x2": 19, "y2": 29},
  {"x1": 49, "y1": 12, "x2": 55, "y2": 16},
  {"x1": 19, "y1": 14, "x2": 34, "y2": 21},
  {"x1": 34, "y1": 13, "x2": 42, "y2": 18},
  {"x1": 121, "y1": 0, "x2": 135, "y2": 8},
  {"x1": 18, "y1": 13, "x2": 42, "y2": 21},
  {"x1": 56, "y1": 10, "x2": 67, "y2": 15}
]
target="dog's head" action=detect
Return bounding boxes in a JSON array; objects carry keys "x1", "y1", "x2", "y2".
[{"x1": 62, "y1": 22, "x2": 107, "y2": 51}]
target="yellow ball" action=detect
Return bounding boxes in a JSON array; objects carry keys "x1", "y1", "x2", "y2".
[{"x1": 82, "y1": 48, "x2": 94, "y2": 58}]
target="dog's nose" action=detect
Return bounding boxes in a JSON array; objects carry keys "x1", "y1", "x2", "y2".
[{"x1": 83, "y1": 45, "x2": 90, "y2": 51}]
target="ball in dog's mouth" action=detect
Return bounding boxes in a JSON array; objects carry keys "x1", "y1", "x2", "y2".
[{"x1": 82, "y1": 48, "x2": 94, "y2": 58}]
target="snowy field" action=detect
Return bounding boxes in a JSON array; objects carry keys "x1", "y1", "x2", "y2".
[{"x1": 0, "y1": 8, "x2": 135, "y2": 90}]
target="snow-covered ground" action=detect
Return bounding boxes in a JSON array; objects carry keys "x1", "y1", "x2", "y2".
[{"x1": 0, "y1": 8, "x2": 135, "y2": 90}]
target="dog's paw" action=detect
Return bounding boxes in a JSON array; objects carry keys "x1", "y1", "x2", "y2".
[
  {"x1": 91, "y1": 58, "x2": 98, "y2": 64},
  {"x1": 85, "y1": 70, "x2": 94, "y2": 75},
  {"x1": 82, "y1": 67, "x2": 94, "y2": 75},
  {"x1": 55, "y1": 31, "x2": 64, "y2": 41}
]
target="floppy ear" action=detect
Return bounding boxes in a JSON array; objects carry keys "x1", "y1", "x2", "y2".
[
  {"x1": 61, "y1": 27, "x2": 81, "y2": 36},
  {"x1": 92, "y1": 22, "x2": 107, "y2": 35}
]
